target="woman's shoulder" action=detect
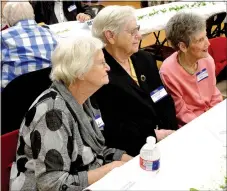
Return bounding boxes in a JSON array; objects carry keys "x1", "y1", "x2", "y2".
[
  {"x1": 199, "y1": 54, "x2": 215, "y2": 70},
  {"x1": 1, "y1": 25, "x2": 21, "y2": 38},
  {"x1": 160, "y1": 52, "x2": 178, "y2": 73},
  {"x1": 24, "y1": 88, "x2": 69, "y2": 127},
  {"x1": 202, "y1": 54, "x2": 215, "y2": 63}
]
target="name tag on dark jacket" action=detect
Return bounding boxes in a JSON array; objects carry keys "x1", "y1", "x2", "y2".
[{"x1": 68, "y1": 4, "x2": 77, "y2": 12}]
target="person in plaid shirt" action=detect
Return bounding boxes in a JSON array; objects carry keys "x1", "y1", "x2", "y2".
[{"x1": 1, "y1": 2, "x2": 57, "y2": 90}]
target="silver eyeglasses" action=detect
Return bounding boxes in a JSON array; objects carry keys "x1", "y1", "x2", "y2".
[{"x1": 125, "y1": 25, "x2": 140, "y2": 36}]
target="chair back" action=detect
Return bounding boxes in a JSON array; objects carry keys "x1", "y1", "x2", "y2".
[
  {"x1": 206, "y1": 12, "x2": 226, "y2": 38},
  {"x1": 1, "y1": 67, "x2": 52, "y2": 135},
  {"x1": 1, "y1": 130, "x2": 19, "y2": 191},
  {"x1": 142, "y1": 38, "x2": 175, "y2": 62},
  {"x1": 221, "y1": 23, "x2": 227, "y2": 37}
]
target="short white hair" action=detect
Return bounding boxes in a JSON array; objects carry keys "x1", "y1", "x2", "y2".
[
  {"x1": 50, "y1": 36, "x2": 104, "y2": 86},
  {"x1": 3, "y1": 2, "x2": 35, "y2": 26},
  {"x1": 92, "y1": 5, "x2": 136, "y2": 42}
]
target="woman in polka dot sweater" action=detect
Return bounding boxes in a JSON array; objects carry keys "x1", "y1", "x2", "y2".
[{"x1": 10, "y1": 36, "x2": 132, "y2": 191}]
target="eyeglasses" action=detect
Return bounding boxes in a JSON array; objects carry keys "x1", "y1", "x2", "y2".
[{"x1": 125, "y1": 25, "x2": 140, "y2": 36}]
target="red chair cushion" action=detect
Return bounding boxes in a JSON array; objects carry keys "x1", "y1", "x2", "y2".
[
  {"x1": 1, "y1": 130, "x2": 19, "y2": 191},
  {"x1": 208, "y1": 37, "x2": 227, "y2": 76}
]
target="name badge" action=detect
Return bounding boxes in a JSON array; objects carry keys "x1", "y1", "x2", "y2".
[
  {"x1": 95, "y1": 115, "x2": 104, "y2": 130},
  {"x1": 68, "y1": 4, "x2": 77, "y2": 12},
  {"x1": 150, "y1": 86, "x2": 168, "y2": 103},
  {"x1": 196, "y1": 68, "x2": 208, "y2": 82}
]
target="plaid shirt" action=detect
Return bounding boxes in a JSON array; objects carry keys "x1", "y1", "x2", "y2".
[{"x1": 1, "y1": 19, "x2": 57, "y2": 90}]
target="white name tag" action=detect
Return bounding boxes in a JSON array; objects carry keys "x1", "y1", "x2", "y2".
[
  {"x1": 150, "y1": 86, "x2": 168, "y2": 103},
  {"x1": 95, "y1": 115, "x2": 104, "y2": 130},
  {"x1": 86, "y1": 19, "x2": 93, "y2": 30},
  {"x1": 68, "y1": 4, "x2": 77, "y2": 12},
  {"x1": 196, "y1": 68, "x2": 208, "y2": 82}
]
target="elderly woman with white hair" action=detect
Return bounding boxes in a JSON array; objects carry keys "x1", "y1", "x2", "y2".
[
  {"x1": 10, "y1": 36, "x2": 132, "y2": 191},
  {"x1": 1, "y1": 2, "x2": 57, "y2": 90},
  {"x1": 91, "y1": 6, "x2": 178, "y2": 156},
  {"x1": 160, "y1": 12, "x2": 223, "y2": 127}
]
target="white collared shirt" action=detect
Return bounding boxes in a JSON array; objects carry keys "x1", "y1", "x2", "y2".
[{"x1": 54, "y1": 0, "x2": 68, "y2": 23}]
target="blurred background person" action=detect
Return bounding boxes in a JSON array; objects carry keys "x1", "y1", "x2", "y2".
[{"x1": 30, "y1": 1, "x2": 95, "y2": 25}]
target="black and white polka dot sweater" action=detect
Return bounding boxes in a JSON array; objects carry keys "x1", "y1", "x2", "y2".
[{"x1": 10, "y1": 81, "x2": 125, "y2": 191}]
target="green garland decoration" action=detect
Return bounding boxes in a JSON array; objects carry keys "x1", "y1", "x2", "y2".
[{"x1": 137, "y1": 2, "x2": 216, "y2": 20}]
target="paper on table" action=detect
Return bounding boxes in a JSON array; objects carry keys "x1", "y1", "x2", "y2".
[{"x1": 49, "y1": 21, "x2": 91, "y2": 39}]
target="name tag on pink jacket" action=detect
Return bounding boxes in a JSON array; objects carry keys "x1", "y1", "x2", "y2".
[{"x1": 197, "y1": 68, "x2": 208, "y2": 82}]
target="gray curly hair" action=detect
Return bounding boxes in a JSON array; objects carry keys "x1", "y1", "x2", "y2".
[{"x1": 165, "y1": 12, "x2": 206, "y2": 50}]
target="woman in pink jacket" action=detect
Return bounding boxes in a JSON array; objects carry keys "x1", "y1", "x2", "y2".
[{"x1": 160, "y1": 12, "x2": 223, "y2": 127}]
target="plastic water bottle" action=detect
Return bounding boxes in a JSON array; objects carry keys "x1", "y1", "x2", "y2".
[{"x1": 139, "y1": 136, "x2": 160, "y2": 172}]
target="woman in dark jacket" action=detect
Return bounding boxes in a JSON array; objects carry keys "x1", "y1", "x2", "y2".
[
  {"x1": 92, "y1": 6, "x2": 178, "y2": 156},
  {"x1": 31, "y1": 1, "x2": 95, "y2": 24}
]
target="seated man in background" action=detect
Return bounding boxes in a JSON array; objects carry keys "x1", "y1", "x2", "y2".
[
  {"x1": 1, "y1": 2, "x2": 57, "y2": 90},
  {"x1": 31, "y1": 1, "x2": 95, "y2": 25}
]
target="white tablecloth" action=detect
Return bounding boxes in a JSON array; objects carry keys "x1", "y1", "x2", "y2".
[
  {"x1": 49, "y1": 1, "x2": 226, "y2": 39},
  {"x1": 136, "y1": 2, "x2": 226, "y2": 35},
  {"x1": 85, "y1": 99, "x2": 227, "y2": 191}
]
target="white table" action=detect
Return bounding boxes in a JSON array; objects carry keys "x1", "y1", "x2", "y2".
[
  {"x1": 136, "y1": 1, "x2": 226, "y2": 35},
  {"x1": 49, "y1": 21, "x2": 91, "y2": 39},
  {"x1": 49, "y1": 1, "x2": 226, "y2": 38},
  {"x1": 85, "y1": 99, "x2": 226, "y2": 191}
]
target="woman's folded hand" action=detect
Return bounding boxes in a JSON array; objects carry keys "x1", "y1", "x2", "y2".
[{"x1": 155, "y1": 129, "x2": 175, "y2": 142}]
